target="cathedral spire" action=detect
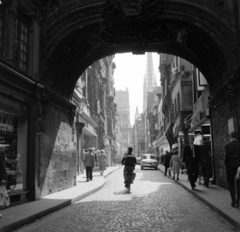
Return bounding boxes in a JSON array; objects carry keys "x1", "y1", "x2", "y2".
[
  {"x1": 143, "y1": 52, "x2": 155, "y2": 111},
  {"x1": 135, "y1": 106, "x2": 139, "y2": 120}
]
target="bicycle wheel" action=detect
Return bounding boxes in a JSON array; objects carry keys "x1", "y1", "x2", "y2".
[{"x1": 126, "y1": 173, "x2": 132, "y2": 192}]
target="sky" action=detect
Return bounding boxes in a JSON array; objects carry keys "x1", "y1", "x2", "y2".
[{"x1": 113, "y1": 53, "x2": 160, "y2": 126}]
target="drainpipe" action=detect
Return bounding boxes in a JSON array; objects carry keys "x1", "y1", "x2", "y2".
[
  {"x1": 209, "y1": 108, "x2": 216, "y2": 185},
  {"x1": 233, "y1": 0, "x2": 240, "y2": 55}
]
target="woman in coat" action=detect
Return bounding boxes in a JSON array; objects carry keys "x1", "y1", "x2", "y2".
[
  {"x1": 170, "y1": 144, "x2": 182, "y2": 180},
  {"x1": 98, "y1": 150, "x2": 108, "y2": 176}
]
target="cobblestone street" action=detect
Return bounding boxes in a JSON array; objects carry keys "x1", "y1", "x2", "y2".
[{"x1": 13, "y1": 166, "x2": 238, "y2": 232}]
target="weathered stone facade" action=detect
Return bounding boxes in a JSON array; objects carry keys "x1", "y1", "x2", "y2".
[
  {"x1": 39, "y1": 105, "x2": 77, "y2": 197},
  {"x1": 211, "y1": 89, "x2": 240, "y2": 188}
]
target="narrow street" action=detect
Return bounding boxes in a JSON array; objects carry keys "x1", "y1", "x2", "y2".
[{"x1": 13, "y1": 166, "x2": 237, "y2": 232}]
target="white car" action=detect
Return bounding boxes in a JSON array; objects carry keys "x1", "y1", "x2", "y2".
[{"x1": 140, "y1": 154, "x2": 158, "y2": 170}]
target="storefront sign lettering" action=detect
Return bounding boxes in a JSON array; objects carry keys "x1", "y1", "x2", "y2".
[
  {"x1": 173, "y1": 117, "x2": 180, "y2": 133},
  {"x1": 0, "y1": 123, "x2": 13, "y2": 133},
  {"x1": 0, "y1": 94, "x2": 20, "y2": 109},
  {"x1": 0, "y1": 113, "x2": 14, "y2": 133}
]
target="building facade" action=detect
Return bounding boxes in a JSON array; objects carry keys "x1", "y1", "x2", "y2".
[
  {"x1": 115, "y1": 89, "x2": 132, "y2": 155},
  {"x1": 0, "y1": 0, "x2": 240, "y2": 207}
]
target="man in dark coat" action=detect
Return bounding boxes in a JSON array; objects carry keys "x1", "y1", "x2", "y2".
[
  {"x1": 224, "y1": 132, "x2": 240, "y2": 207},
  {"x1": 182, "y1": 137, "x2": 200, "y2": 190},
  {"x1": 122, "y1": 147, "x2": 136, "y2": 187},
  {"x1": 84, "y1": 148, "x2": 95, "y2": 182},
  {"x1": 163, "y1": 151, "x2": 172, "y2": 177},
  {"x1": 198, "y1": 138, "x2": 212, "y2": 187}
]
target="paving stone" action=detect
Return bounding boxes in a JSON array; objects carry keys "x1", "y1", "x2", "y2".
[{"x1": 13, "y1": 167, "x2": 238, "y2": 232}]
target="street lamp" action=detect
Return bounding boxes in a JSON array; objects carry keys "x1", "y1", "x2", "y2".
[{"x1": 136, "y1": 119, "x2": 140, "y2": 157}]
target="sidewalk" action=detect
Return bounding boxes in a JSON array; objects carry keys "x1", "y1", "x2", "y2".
[
  {"x1": 158, "y1": 164, "x2": 240, "y2": 231},
  {"x1": 0, "y1": 166, "x2": 121, "y2": 232}
]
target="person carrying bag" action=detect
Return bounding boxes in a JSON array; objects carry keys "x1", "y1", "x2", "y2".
[
  {"x1": 0, "y1": 148, "x2": 10, "y2": 218},
  {"x1": 0, "y1": 183, "x2": 10, "y2": 208}
]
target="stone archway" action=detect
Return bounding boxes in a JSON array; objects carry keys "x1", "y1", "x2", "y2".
[
  {"x1": 36, "y1": 0, "x2": 240, "y2": 189},
  {"x1": 39, "y1": 0, "x2": 239, "y2": 100}
]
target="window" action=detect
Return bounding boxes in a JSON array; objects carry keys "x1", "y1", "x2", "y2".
[
  {"x1": 0, "y1": 111, "x2": 28, "y2": 192},
  {"x1": 14, "y1": 17, "x2": 29, "y2": 72},
  {"x1": 123, "y1": 124, "x2": 128, "y2": 128},
  {"x1": 177, "y1": 93, "x2": 180, "y2": 112},
  {"x1": 140, "y1": 143, "x2": 145, "y2": 150},
  {"x1": 123, "y1": 114, "x2": 128, "y2": 120},
  {"x1": 0, "y1": 5, "x2": 4, "y2": 57},
  {"x1": 174, "y1": 99, "x2": 177, "y2": 117}
]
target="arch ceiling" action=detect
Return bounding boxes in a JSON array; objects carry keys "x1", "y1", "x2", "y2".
[{"x1": 39, "y1": 0, "x2": 239, "y2": 98}]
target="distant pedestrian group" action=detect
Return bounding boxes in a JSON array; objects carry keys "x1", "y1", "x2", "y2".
[
  {"x1": 83, "y1": 148, "x2": 108, "y2": 182},
  {"x1": 162, "y1": 132, "x2": 240, "y2": 208},
  {"x1": 162, "y1": 136, "x2": 212, "y2": 189}
]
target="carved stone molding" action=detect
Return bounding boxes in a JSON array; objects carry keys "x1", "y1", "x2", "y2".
[
  {"x1": 163, "y1": 2, "x2": 237, "y2": 58},
  {"x1": 69, "y1": 104, "x2": 76, "y2": 127},
  {"x1": 1, "y1": 0, "x2": 12, "y2": 5},
  {"x1": 75, "y1": 121, "x2": 85, "y2": 134},
  {"x1": 36, "y1": 89, "x2": 51, "y2": 134},
  {"x1": 229, "y1": 91, "x2": 237, "y2": 113},
  {"x1": 39, "y1": 0, "x2": 237, "y2": 99}
]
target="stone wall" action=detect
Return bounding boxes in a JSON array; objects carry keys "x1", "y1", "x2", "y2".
[
  {"x1": 39, "y1": 105, "x2": 77, "y2": 197},
  {"x1": 211, "y1": 99, "x2": 233, "y2": 188}
]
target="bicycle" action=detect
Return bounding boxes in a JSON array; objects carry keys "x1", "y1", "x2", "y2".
[{"x1": 125, "y1": 170, "x2": 136, "y2": 193}]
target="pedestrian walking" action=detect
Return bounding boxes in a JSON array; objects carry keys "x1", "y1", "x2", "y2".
[
  {"x1": 169, "y1": 144, "x2": 182, "y2": 180},
  {"x1": 84, "y1": 148, "x2": 95, "y2": 182},
  {"x1": 0, "y1": 147, "x2": 7, "y2": 219},
  {"x1": 98, "y1": 150, "x2": 108, "y2": 176},
  {"x1": 92, "y1": 147, "x2": 98, "y2": 171},
  {"x1": 182, "y1": 137, "x2": 200, "y2": 190},
  {"x1": 198, "y1": 137, "x2": 212, "y2": 187},
  {"x1": 224, "y1": 132, "x2": 240, "y2": 207},
  {"x1": 236, "y1": 166, "x2": 240, "y2": 207},
  {"x1": 163, "y1": 150, "x2": 172, "y2": 177},
  {"x1": 122, "y1": 147, "x2": 136, "y2": 187},
  {"x1": 95, "y1": 150, "x2": 101, "y2": 172}
]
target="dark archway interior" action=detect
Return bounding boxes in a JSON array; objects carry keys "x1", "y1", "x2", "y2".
[{"x1": 39, "y1": 1, "x2": 237, "y2": 98}]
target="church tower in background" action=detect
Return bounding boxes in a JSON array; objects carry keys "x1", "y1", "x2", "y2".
[
  {"x1": 143, "y1": 53, "x2": 157, "y2": 111},
  {"x1": 115, "y1": 88, "x2": 132, "y2": 154}
]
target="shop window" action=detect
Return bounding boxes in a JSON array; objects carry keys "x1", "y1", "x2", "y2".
[
  {"x1": 0, "y1": 111, "x2": 28, "y2": 192},
  {"x1": 123, "y1": 114, "x2": 128, "y2": 120},
  {"x1": 177, "y1": 93, "x2": 180, "y2": 112},
  {"x1": 140, "y1": 142, "x2": 145, "y2": 150},
  {"x1": 0, "y1": 5, "x2": 4, "y2": 57},
  {"x1": 14, "y1": 17, "x2": 29, "y2": 72}
]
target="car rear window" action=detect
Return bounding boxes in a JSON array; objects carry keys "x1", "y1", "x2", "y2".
[{"x1": 142, "y1": 154, "x2": 156, "y2": 160}]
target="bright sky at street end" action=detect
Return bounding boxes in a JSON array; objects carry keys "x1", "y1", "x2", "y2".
[{"x1": 113, "y1": 52, "x2": 160, "y2": 126}]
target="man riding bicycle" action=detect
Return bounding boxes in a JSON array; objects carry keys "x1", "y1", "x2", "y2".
[{"x1": 122, "y1": 147, "x2": 136, "y2": 188}]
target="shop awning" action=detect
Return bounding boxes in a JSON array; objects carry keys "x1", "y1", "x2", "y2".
[
  {"x1": 189, "y1": 117, "x2": 209, "y2": 132},
  {"x1": 153, "y1": 135, "x2": 169, "y2": 148}
]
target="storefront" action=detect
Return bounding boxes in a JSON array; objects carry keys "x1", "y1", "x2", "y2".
[
  {"x1": 173, "y1": 112, "x2": 193, "y2": 157},
  {"x1": 104, "y1": 137, "x2": 113, "y2": 167},
  {"x1": 0, "y1": 92, "x2": 29, "y2": 204},
  {"x1": 152, "y1": 134, "x2": 169, "y2": 161},
  {"x1": 80, "y1": 109, "x2": 98, "y2": 174}
]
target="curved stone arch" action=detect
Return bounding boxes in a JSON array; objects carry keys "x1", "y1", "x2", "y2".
[{"x1": 39, "y1": 0, "x2": 238, "y2": 98}]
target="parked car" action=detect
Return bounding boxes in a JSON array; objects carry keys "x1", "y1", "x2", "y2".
[
  {"x1": 140, "y1": 154, "x2": 158, "y2": 170},
  {"x1": 136, "y1": 157, "x2": 141, "y2": 165}
]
